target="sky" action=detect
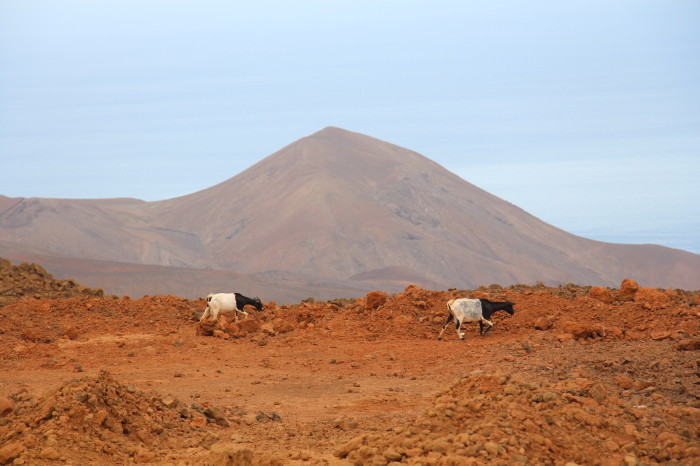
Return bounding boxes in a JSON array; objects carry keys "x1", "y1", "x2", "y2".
[{"x1": 1, "y1": 0, "x2": 699, "y2": 254}]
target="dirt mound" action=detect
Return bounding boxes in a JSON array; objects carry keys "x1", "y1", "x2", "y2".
[
  {"x1": 191, "y1": 280, "x2": 699, "y2": 345},
  {"x1": 335, "y1": 371, "x2": 700, "y2": 465},
  {"x1": 0, "y1": 370, "x2": 239, "y2": 465},
  {"x1": 0, "y1": 257, "x2": 103, "y2": 306},
  {"x1": 193, "y1": 286, "x2": 454, "y2": 342}
]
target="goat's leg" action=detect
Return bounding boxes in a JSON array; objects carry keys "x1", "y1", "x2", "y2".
[
  {"x1": 481, "y1": 319, "x2": 494, "y2": 335},
  {"x1": 200, "y1": 306, "x2": 211, "y2": 322},
  {"x1": 438, "y1": 314, "x2": 454, "y2": 340},
  {"x1": 455, "y1": 319, "x2": 465, "y2": 340}
]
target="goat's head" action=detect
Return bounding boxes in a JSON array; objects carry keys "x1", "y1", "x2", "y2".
[{"x1": 505, "y1": 302, "x2": 515, "y2": 315}]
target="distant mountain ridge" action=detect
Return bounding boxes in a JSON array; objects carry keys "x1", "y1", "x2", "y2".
[{"x1": 1, "y1": 126, "x2": 699, "y2": 298}]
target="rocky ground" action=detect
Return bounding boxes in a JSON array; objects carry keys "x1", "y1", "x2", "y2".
[
  {"x1": 0, "y1": 258, "x2": 104, "y2": 307},
  {"x1": 0, "y1": 265, "x2": 698, "y2": 465}
]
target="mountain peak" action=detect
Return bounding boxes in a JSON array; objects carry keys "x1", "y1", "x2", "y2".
[
  {"x1": 308, "y1": 126, "x2": 364, "y2": 140},
  {"x1": 311, "y1": 126, "x2": 349, "y2": 136},
  {"x1": 284, "y1": 127, "x2": 432, "y2": 175},
  {"x1": 304, "y1": 127, "x2": 395, "y2": 153}
]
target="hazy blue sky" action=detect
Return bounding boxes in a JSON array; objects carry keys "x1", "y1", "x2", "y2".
[{"x1": 1, "y1": 1, "x2": 699, "y2": 253}]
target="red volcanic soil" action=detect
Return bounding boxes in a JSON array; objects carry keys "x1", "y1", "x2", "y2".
[{"x1": 1, "y1": 282, "x2": 699, "y2": 465}]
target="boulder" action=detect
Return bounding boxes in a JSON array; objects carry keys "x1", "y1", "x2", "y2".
[
  {"x1": 196, "y1": 320, "x2": 218, "y2": 336},
  {"x1": 617, "y1": 279, "x2": 639, "y2": 302},
  {"x1": 190, "y1": 410, "x2": 208, "y2": 428},
  {"x1": 634, "y1": 287, "x2": 671, "y2": 304},
  {"x1": 207, "y1": 442, "x2": 253, "y2": 466},
  {"x1": 561, "y1": 321, "x2": 606, "y2": 340},
  {"x1": 223, "y1": 319, "x2": 261, "y2": 338},
  {"x1": 365, "y1": 291, "x2": 387, "y2": 310},
  {"x1": 205, "y1": 406, "x2": 230, "y2": 427},
  {"x1": 616, "y1": 376, "x2": 634, "y2": 390},
  {"x1": 534, "y1": 317, "x2": 553, "y2": 331},
  {"x1": 589, "y1": 286, "x2": 614, "y2": 304}
]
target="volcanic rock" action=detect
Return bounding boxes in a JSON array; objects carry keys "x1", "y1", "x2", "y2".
[
  {"x1": 635, "y1": 287, "x2": 671, "y2": 304},
  {"x1": 365, "y1": 291, "x2": 387, "y2": 310},
  {"x1": 561, "y1": 321, "x2": 606, "y2": 340},
  {"x1": 589, "y1": 286, "x2": 614, "y2": 304},
  {"x1": 618, "y1": 279, "x2": 640, "y2": 302},
  {"x1": 534, "y1": 317, "x2": 553, "y2": 331}
]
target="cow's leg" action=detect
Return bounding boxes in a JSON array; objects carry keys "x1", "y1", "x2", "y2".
[{"x1": 438, "y1": 313, "x2": 454, "y2": 340}]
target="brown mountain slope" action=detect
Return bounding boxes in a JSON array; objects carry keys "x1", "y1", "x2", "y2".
[
  {"x1": 1, "y1": 126, "x2": 699, "y2": 294},
  {"x1": 0, "y1": 196, "x2": 204, "y2": 267},
  {"x1": 148, "y1": 127, "x2": 700, "y2": 289}
]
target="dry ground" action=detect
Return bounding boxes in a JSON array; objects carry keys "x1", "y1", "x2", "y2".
[{"x1": 1, "y1": 282, "x2": 699, "y2": 465}]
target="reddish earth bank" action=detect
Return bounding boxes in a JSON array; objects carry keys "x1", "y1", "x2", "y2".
[
  {"x1": 1, "y1": 272, "x2": 699, "y2": 464},
  {"x1": 0, "y1": 258, "x2": 103, "y2": 307}
]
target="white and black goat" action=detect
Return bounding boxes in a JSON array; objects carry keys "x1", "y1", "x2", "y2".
[
  {"x1": 438, "y1": 298, "x2": 514, "y2": 341},
  {"x1": 200, "y1": 292, "x2": 263, "y2": 323}
]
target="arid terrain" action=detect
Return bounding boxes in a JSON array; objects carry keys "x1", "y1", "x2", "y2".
[{"x1": 0, "y1": 260, "x2": 699, "y2": 465}]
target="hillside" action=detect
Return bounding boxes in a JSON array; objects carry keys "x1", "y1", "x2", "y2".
[
  {"x1": 1, "y1": 127, "x2": 699, "y2": 298},
  {"x1": 0, "y1": 245, "x2": 366, "y2": 304},
  {"x1": 0, "y1": 257, "x2": 103, "y2": 306}
]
